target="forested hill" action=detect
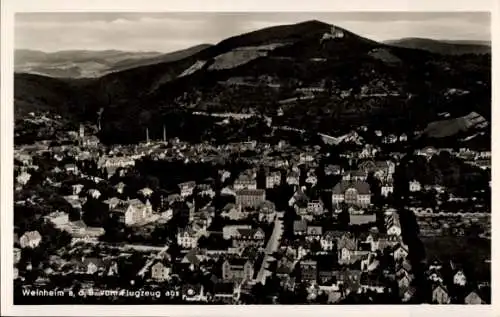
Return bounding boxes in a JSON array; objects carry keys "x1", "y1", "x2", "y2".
[{"x1": 14, "y1": 20, "x2": 491, "y2": 145}]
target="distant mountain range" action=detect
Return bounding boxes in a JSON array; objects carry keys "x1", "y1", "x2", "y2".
[
  {"x1": 14, "y1": 20, "x2": 491, "y2": 145},
  {"x1": 384, "y1": 38, "x2": 491, "y2": 55},
  {"x1": 15, "y1": 44, "x2": 212, "y2": 78}
]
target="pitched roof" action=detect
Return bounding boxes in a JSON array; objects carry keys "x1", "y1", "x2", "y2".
[
  {"x1": 337, "y1": 235, "x2": 356, "y2": 250},
  {"x1": 307, "y1": 226, "x2": 323, "y2": 235},
  {"x1": 386, "y1": 212, "x2": 401, "y2": 228},
  {"x1": 323, "y1": 230, "x2": 347, "y2": 239},
  {"x1": 293, "y1": 220, "x2": 307, "y2": 232},
  {"x1": 236, "y1": 228, "x2": 264, "y2": 238},
  {"x1": 236, "y1": 189, "x2": 265, "y2": 196},
  {"x1": 349, "y1": 214, "x2": 377, "y2": 225},
  {"x1": 22, "y1": 230, "x2": 41, "y2": 240},
  {"x1": 332, "y1": 181, "x2": 371, "y2": 195},
  {"x1": 182, "y1": 248, "x2": 203, "y2": 266}
]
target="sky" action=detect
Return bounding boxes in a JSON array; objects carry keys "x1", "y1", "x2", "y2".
[{"x1": 15, "y1": 12, "x2": 491, "y2": 53}]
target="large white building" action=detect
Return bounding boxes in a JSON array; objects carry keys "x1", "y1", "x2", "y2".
[{"x1": 332, "y1": 181, "x2": 371, "y2": 207}]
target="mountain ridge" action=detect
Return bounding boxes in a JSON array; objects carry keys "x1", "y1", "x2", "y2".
[
  {"x1": 14, "y1": 20, "x2": 491, "y2": 145},
  {"x1": 384, "y1": 37, "x2": 491, "y2": 55},
  {"x1": 15, "y1": 44, "x2": 213, "y2": 78}
]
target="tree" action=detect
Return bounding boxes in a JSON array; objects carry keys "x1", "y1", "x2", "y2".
[{"x1": 82, "y1": 198, "x2": 108, "y2": 227}]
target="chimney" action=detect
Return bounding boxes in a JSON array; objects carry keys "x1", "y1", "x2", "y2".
[
  {"x1": 163, "y1": 124, "x2": 167, "y2": 143},
  {"x1": 146, "y1": 128, "x2": 150, "y2": 144}
]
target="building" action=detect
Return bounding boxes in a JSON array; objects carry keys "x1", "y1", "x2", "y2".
[
  {"x1": 385, "y1": 210, "x2": 402, "y2": 237},
  {"x1": 337, "y1": 233, "x2": 357, "y2": 264},
  {"x1": 332, "y1": 181, "x2": 371, "y2": 207},
  {"x1": 82, "y1": 135, "x2": 100, "y2": 148},
  {"x1": 409, "y1": 180, "x2": 422, "y2": 192},
  {"x1": 233, "y1": 228, "x2": 265, "y2": 248},
  {"x1": 336, "y1": 269, "x2": 362, "y2": 295},
  {"x1": 294, "y1": 220, "x2": 308, "y2": 236},
  {"x1": 342, "y1": 170, "x2": 367, "y2": 182},
  {"x1": 222, "y1": 258, "x2": 254, "y2": 282},
  {"x1": 234, "y1": 174, "x2": 257, "y2": 190},
  {"x1": 307, "y1": 200, "x2": 324, "y2": 215},
  {"x1": 325, "y1": 164, "x2": 343, "y2": 176},
  {"x1": 432, "y1": 285, "x2": 450, "y2": 304},
  {"x1": 306, "y1": 226, "x2": 323, "y2": 241},
  {"x1": 266, "y1": 171, "x2": 281, "y2": 189},
  {"x1": 72, "y1": 184, "x2": 85, "y2": 195},
  {"x1": 43, "y1": 211, "x2": 69, "y2": 227},
  {"x1": 349, "y1": 214, "x2": 377, "y2": 226},
  {"x1": 64, "y1": 164, "x2": 78, "y2": 174},
  {"x1": 16, "y1": 172, "x2": 31, "y2": 186},
  {"x1": 381, "y1": 184, "x2": 394, "y2": 197},
  {"x1": 235, "y1": 189, "x2": 266, "y2": 207},
  {"x1": 223, "y1": 225, "x2": 252, "y2": 239},
  {"x1": 14, "y1": 248, "x2": 21, "y2": 264},
  {"x1": 286, "y1": 171, "x2": 300, "y2": 186},
  {"x1": 20, "y1": 231, "x2": 42, "y2": 249},
  {"x1": 299, "y1": 152, "x2": 315, "y2": 164},
  {"x1": 453, "y1": 270, "x2": 467, "y2": 286},
  {"x1": 258, "y1": 200, "x2": 276, "y2": 223},
  {"x1": 393, "y1": 244, "x2": 409, "y2": 261},
  {"x1": 177, "y1": 227, "x2": 199, "y2": 249},
  {"x1": 358, "y1": 160, "x2": 395, "y2": 180},
  {"x1": 151, "y1": 261, "x2": 171, "y2": 282},
  {"x1": 320, "y1": 231, "x2": 344, "y2": 251},
  {"x1": 221, "y1": 205, "x2": 248, "y2": 221},
  {"x1": 111, "y1": 199, "x2": 153, "y2": 226},
  {"x1": 103, "y1": 197, "x2": 124, "y2": 211},
  {"x1": 178, "y1": 181, "x2": 196, "y2": 198},
  {"x1": 465, "y1": 291, "x2": 484, "y2": 304},
  {"x1": 69, "y1": 225, "x2": 106, "y2": 243},
  {"x1": 300, "y1": 260, "x2": 318, "y2": 283},
  {"x1": 416, "y1": 146, "x2": 438, "y2": 159}
]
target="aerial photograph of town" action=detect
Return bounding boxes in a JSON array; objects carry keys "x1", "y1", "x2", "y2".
[{"x1": 11, "y1": 12, "x2": 491, "y2": 305}]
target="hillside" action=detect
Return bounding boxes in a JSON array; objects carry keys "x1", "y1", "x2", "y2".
[
  {"x1": 384, "y1": 38, "x2": 491, "y2": 55},
  {"x1": 14, "y1": 20, "x2": 491, "y2": 145},
  {"x1": 14, "y1": 45, "x2": 211, "y2": 78}
]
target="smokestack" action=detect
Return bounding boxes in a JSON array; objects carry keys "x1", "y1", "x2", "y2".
[
  {"x1": 163, "y1": 125, "x2": 166, "y2": 143},
  {"x1": 146, "y1": 128, "x2": 150, "y2": 144}
]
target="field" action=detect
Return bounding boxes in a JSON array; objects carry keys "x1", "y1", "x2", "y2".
[{"x1": 421, "y1": 236, "x2": 490, "y2": 283}]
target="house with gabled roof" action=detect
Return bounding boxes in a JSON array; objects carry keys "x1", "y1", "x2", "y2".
[
  {"x1": 453, "y1": 269, "x2": 467, "y2": 286},
  {"x1": 336, "y1": 233, "x2": 357, "y2": 264},
  {"x1": 432, "y1": 284, "x2": 450, "y2": 304},
  {"x1": 110, "y1": 198, "x2": 153, "y2": 226},
  {"x1": 385, "y1": 210, "x2": 402, "y2": 237},
  {"x1": 178, "y1": 181, "x2": 196, "y2": 198},
  {"x1": 306, "y1": 225, "x2": 323, "y2": 241},
  {"x1": 332, "y1": 181, "x2": 371, "y2": 207},
  {"x1": 151, "y1": 261, "x2": 171, "y2": 282},
  {"x1": 293, "y1": 220, "x2": 307, "y2": 236},
  {"x1": 20, "y1": 231, "x2": 42, "y2": 249},
  {"x1": 177, "y1": 226, "x2": 199, "y2": 249},
  {"x1": 393, "y1": 243, "x2": 409, "y2": 261},
  {"x1": 464, "y1": 291, "x2": 484, "y2": 304},
  {"x1": 233, "y1": 227, "x2": 265, "y2": 248},
  {"x1": 222, "y1": 258, "x2": 254, "y2": 282}
]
